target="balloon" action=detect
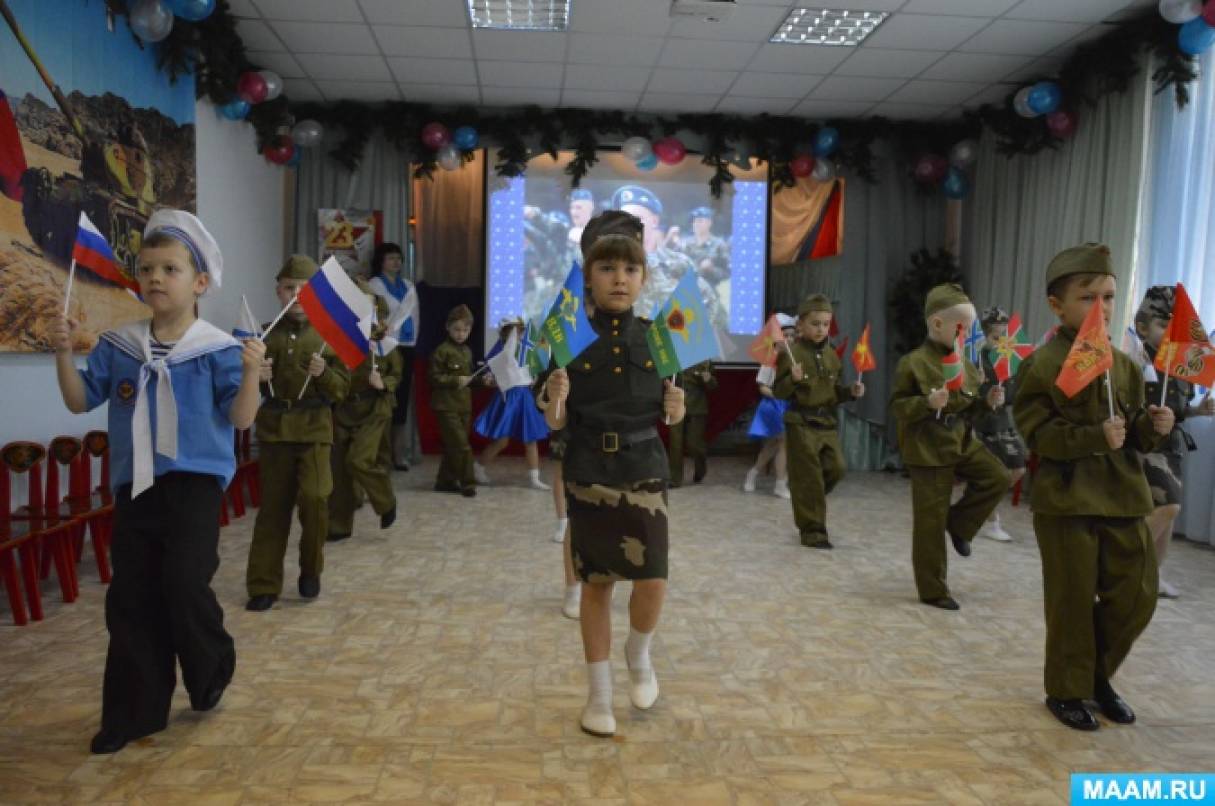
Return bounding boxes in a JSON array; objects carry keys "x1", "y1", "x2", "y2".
[
  {"x1": 291, "y1": 119, "x2": 324, "y2": 148},
  {"x1": 811, "y1": 159, "x2": 836, "y2": 183},
  {"x1": 1178, "y1": 16, "x2": 1215, "y2": 53},
  {"x1": 219, "y1": 99, "x2": 250, "y2": 121},
  {"x1": 164, "y1": 0, "x2": 216, "y2": 21},
  {"x1": 942, "y1": 167, "x2": 970, "y2": 200},
  {"x1": 1205, "y1": 0, "x2": 1215, "y2": 25},
  {"x1": 1013, "y1": 86, "x2": 1038, "y2": 118},
  {"x1": 813, "y1": 126, "x2": 839, "y2": 158},
  {"x1": 436, "y1": 144, "x2": 462, "y2": 171},
  {"x1": 1027, "y1": 81, "x2": 1063, "y2": 115},
  {"x1": 452, "y1": 126, "x2": 479, "y2": 150},
  {"x1": 949, "y1": 139, "x2": 978, "y2": 168},
  {"x1": 635, "y1": 153, "x2": 658, "y2": 171},
  {"x1": 621, "y1": 136, "x2": 652, "y2": 162},
  {"x1": 1045, "y1": 109, "x2": 1078, "y2": 139},
  {"x1": 652, "y1": 137, "x2": 686, "y2": 165},
  {"x1": 1159, "y1": 0, "x2": 1203, "y2": 23},
  {"x1": 420, "y1": 122, "x2": 450, "y2": 150},
  {"x1": 913, "y1": 154, "x2": 947, "y2": 184},
  {"x1": 129, "y1": 0, "x2": 174, "y2": 42},
  {"x1": 262, "y1": 135, "x2": 294, "y2": 165},
  {"x1": 286, "y1": 147, "x2": 302, "y2": 168},
  {"x1": 790, "y1": 154, "x2": 815, "y2": 178},
  {"x1": 237, "y1": 71, "x2": 268, "y2": 104},
  {"x1": 258, "y1": 70, "x2": 283, "y2": 102}
]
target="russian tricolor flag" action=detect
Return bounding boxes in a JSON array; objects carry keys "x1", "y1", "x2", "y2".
[
  {"x1": 73, "y1": 212, "x2": 138, "y2": 291},
  {"x1": 298, "y1": 256, "x2": 374, "y2": 369}
]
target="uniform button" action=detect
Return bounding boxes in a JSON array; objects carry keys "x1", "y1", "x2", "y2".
[
  {"x1": 612, "y1": 330, "x2": 619, "y2": 336},
  {"x1": 613, "y1": 366, "x2": 622, "y2": 374},
  {"x1": 645, "y1": 360, "x2": 653, "y2": 368},
  {"x1": 287, "y1": 349, "x2": 294, "y2": 355},
  {"x1": 612, "y1": 318, "x2": 620, "y2": 326},
  {"x1": 583, "y1": 361, "x2": 591, "y2": 370},
  {"x1": 613, "y1": 346, "x2": 621, "y2": 354},
  {"x1": 290, "y1": 334, "x2": 296, "y2": 339}
]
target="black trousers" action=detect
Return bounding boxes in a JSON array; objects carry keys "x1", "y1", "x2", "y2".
[{"x1": 102, "y1": 472, "x2": 235, "y2": 740}]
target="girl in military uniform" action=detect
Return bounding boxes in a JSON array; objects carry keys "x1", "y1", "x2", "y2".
[
  {"x1": 430, "y1": 305, "x2": 482, "y2": 497},
  {"x1": 474, "y1": 317, "x2": 551, "y2": 490},
  {"x1": 543, "y1": 211, "x2": 685, "y2": 738},
  {"x1": 1134, "y1": 286, "x2": 1215, "y2": 598},
  {"x1": 974, "y1": 307, "x2": 1029, "y2": 542},
  {"x1": 744, "y1": 313, "x2": 796, "y2": 498}
]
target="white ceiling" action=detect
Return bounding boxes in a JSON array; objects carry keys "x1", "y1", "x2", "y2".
[{"x1": 229, "y1": 0, "x2": 1156, "y2": 120}]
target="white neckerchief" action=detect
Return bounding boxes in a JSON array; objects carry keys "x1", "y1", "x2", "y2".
[{"x1": 103, "y1": 319, "x2": 236, "y2": 498}]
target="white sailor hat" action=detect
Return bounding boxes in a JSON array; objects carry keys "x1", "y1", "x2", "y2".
[{"x1": 143, "y1": 209, "x2": 224, "y2": 290}]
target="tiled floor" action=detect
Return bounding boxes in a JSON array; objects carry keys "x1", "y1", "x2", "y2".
[{"x1": 2, "y1": 459, "x2": 1214, "y2": 805}]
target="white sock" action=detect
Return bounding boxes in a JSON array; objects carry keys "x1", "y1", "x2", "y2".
[
  {"x1": 529, "y1": 468, "x2": 541, "y2": 481},
  {"x1": 625, "y1": 627, "x2": 653, "y2": 671},
  {"x1": 556, "y1": 516, "x2": 568, "y2": 534},
  {"x1": 586, "y1": 660, "x2": 612, "y2": 709}
]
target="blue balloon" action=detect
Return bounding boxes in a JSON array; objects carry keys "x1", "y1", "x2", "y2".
[
  {"x1": 219, "y1": 99, "x2": 250, "y2": 120},
  {"x1": 813, "y1": 127, "x2": 839, "y2": 158},
  {"x1": 165, "y1": 0, "x2": 215, "y2": 21},
  {"x1": 942, "y1": 167, "x2": 969, "y2": 200},
  {"x1": 636, "y1": 153, "x2": 658, "y2": 171},
  {"x1": 1027, "y1": 81, "x2": 1062, "y2": 115},
  {"x1": 1178, "y1": 17, "x2": 1215, "y2": 55},
  {"x1": 452, "y1": 125, "x2": 479, "y2": 150},
  {"x1": 286, "y1": 147, "x2": 302, "y2": 168}
]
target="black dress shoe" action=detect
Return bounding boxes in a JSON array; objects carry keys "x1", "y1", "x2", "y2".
[
  {"x1": 380, "y1": 506, "x2": 397, "y2": 529},
  {"x1": 298, "y1": 575, "x2": 320, "y2": 599},
  {"x1": 950, "y1": 532, "x2": 972, "y2": 557},
  {"x1": 1094, "y1": 681, "x2": 1136, "y2": 724},
  {"x1": 693, "y1": 458, "x2": 707, "y2": 483},
  {"x1": 394, "y1": 462, "x2": 410, "y2": 472},
  {"x1": 1046, "y1": 697, "x2": 1100, "y2": 731},
  {"x1": 461, "y1": 486, "x2": 477, "y2": 498},
  {"x1": 245, "y1": 594, "x2": 276, "y2": 612},
  {"x1": 327, "y1": 532, "x2": 352, "y2": 543},
  {"x1": 801, "y1": 534, "x2": 833, "y2": 549},
  {"x1": 668, "y1": 480, "x2": 682, "y2": 489},
  {"x1": 434, "y1": 481, "x2": 460, "y2": 493},
  {"x1": 197, "y1": 679, "x2": 227, "y2": 712},
  {"x1": 923, "y1": 596, "x2": 960, "y2": 610},
  {"x1": 90, "y1": 728, "x2": 127, "y2": 754}
]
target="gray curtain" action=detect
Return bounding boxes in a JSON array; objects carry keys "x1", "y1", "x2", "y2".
[
  {"x1": 768, "y1": 143, "x2": 947, "y2": 468},
  {"x1": 412, "y1": 151, "x2": 485, "y2": 286},
  {"x1": 961, "y1": 60, "x2": 1152, "y2": 343}
]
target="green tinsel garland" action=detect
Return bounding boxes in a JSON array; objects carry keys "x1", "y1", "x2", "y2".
[{"x1": 123, "y1": 0, "x2": 1200, "y2": 196}]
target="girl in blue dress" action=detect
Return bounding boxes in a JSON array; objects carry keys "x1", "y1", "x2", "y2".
[
  {"x1": 744, "y1": 314, "x2": 796, "y2": 498},
  {"x1": 474, "y1": 318, "x2": 551, "y2": 489}
]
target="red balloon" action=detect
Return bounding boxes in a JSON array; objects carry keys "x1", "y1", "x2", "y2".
[
  {"x1": 913, "y1": 154, "x2": 948, "y2": 184},
  {"x1": 420, "y1": 122, "x2": 451, "y2": 151},
  {"x1": 652, "y1": 137, "x2": 686, "y2": 165},
  {"x1": 263, "y1": 135, "x2": 294, "y2": 165},
  {"x1": 790, "y1": 154, "x2": 815, "y2": 178},
  {"x1": 1046, "y1": 109, "x2": 1078, "y2": 139},
  {"x1": 237, "y1": 71, "x2": 268, "y2": 104},
  {"x1": 1204, "y1": 0, "x2": 1215, "y2": 26}
]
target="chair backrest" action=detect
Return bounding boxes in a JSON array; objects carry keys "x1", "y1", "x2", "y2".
[
  {"x1": 84, "y1": 431, "x2": 109, "y2": 492},
  {"x1": 1, "y1": 442, "x2": 47, "y2": 523},
  {"x1": 47, "y1": 436, "x2": 85, "y2": 505}
]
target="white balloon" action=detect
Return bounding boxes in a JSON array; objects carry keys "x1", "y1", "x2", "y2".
[
  {"x1": 129, "y1": 0, "x2": 174, "y2": 42},
  {"x1": 437, "y1": 144, "x2": 462, "y2": 171},
  {"x1": 292, "y1": 119, "x2": 324, "y2": 148},
  {"x1": 621, "y1": 136, "x2": 652, "y2": 162},
  {"x1": 949, "y1": 139, "x2": 978, "y2": 168},
  {"x1": 259, "y1": 70, "x2": 283, "y2": 102},
  {"x1": 811, "y1": 159, "x2": 836, "y2": 182},
  {"x1": 1013, "y1": 86, "x2": 1038, "y2": 118},
  {"x1": 1159, "y1": 0, "x2": 1203, "y2": 23}
]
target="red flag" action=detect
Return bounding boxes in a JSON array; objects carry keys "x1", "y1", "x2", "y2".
[
  {"x1": 1055, "y1": 300, "x2": 1113, "y2": 398},
  {"x1": 834, "y1": 334, "x2": 849, "y2": 360},
  {"x1": 851, "y1": 324, "x2": 876, "y2": 374},
  {"x1": 942, "y1": 325, "x2": 965, "y2": 391},
  {"x1": 748, "y1": 314, "x2": 786, "y2": 367},
  {"x1": 0, "y1": 89, "x2": 27, "y2": 202},
  {"x1": 1153, "y1": 283, "x2": 1215, "y2": 388}
]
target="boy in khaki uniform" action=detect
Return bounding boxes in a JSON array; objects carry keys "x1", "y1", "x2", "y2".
[
  {"x1": 890, "y1": 284, "x2": 1009, "y2": 609},
  {"x1": 668, "y1": 360, "x2": 716, "y2": 486},
  {"x1": 328, "y1": 294, "x2": 403, "y2": 541},
  {"x1": 1013, "y1": 244, "x2": 1173, "y2": 731},
  {"x1": 246, "y1": 256, "x2": 350, "y2": 611},
  {"x1": 430, "y1": 304, "x2": 480, "y2": 497},
  {"x1": 774, "y1": 294, "x2": 864, "y2": 548}
]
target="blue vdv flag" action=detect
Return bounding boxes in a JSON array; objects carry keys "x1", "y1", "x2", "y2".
[{"x1": 542, "y1": 262, "x2": 598, "y2": 368}]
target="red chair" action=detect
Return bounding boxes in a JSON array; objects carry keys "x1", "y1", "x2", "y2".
[
  {"x1": 229, "y1": 429, "x2": 259, "y2": 514},
  {"x1": 39, "y1": 437, "x2": 87, "y2": 601},
  {"x1": 78, "y1": 432, "x2": 115, "y2": 583}
]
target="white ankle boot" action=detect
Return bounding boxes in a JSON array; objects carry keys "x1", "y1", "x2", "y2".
[
  {"x1": 628, "y1": 666, "x2": 659, "y2": 710},
  {"x1": 474, "y1": 462, "x2": 491, "y2": 485},
  {"x1": 773, "y1": 478, "x2": 790, "y2": 499},
  {"x1": 562, "y1": 584, "x2": 581, "y2": 619},
  {"x1": 743, "y1": 467, "x2": 758, "y2": 493}
]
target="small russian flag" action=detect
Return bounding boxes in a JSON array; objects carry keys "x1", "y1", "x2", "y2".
[
  {"x1": 72, "y1": 212, "x2": 138, "y2": 291},
  {"x1": 298, "y1": 256, "x2": 374, "y2": 369}
]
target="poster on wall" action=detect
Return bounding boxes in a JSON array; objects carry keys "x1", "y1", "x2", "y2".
[
  {"x1": 318, "y1": 208, "x2": 382, "y2": 279},
  {"x1": 0, "y1": 0, "x2": 196, "y2": 352}
]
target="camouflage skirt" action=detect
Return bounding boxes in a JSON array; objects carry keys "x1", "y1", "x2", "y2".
[
  {"x1": 566, "y1": 479, "x2": 668, "y2": 582},
  {"x1": 1142, "y1": 449, "x2": 1183, "y2": 507}
]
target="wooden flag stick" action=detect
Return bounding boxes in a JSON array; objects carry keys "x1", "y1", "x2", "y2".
[
  {"x1": 665, "y1": 374, "x2": 679, "y2": 426},
  {"x1": 63, "y1": 258, "x2": 77, "y2": 316},
  {"x1": 1105, "y1": 369, "x2": 1116, "y2": 421},
  {"x1": 260, "y1": 292, "x2": 299, "y2": 340},
  {"x1": 297, "y1": 343, "x2": 328, "y2": 400}
]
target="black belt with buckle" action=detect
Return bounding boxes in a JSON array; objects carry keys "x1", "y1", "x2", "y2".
[
  {"x1": 263, "y1": 397, "x2": 330, "y2": 412},
  {"x1": 576, "y1": 426, "x2": 659, "y2": 454}
]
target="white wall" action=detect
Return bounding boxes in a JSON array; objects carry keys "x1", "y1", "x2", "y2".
[{"x1": 0, "y1": 99, "x2": 286, "y2": 447}]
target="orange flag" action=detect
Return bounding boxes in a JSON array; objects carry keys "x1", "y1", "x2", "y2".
[
  {"x1": 1153, "y1": 283, "x2": 1215, "y2": 388},
  {"x1": 851, "y1": 324, "x2": 877, "y2": 374},
  {"x1": 748, "y1": 314, "x2": 786, "y2": 367},
  {"x1": 1055, "y1": 299, "x2": 1113, "y2": 398}
]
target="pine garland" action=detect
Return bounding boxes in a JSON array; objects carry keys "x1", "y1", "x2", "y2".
[{"x1": 124, "y1": 0, "x2": 1200, "y2": 194}]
